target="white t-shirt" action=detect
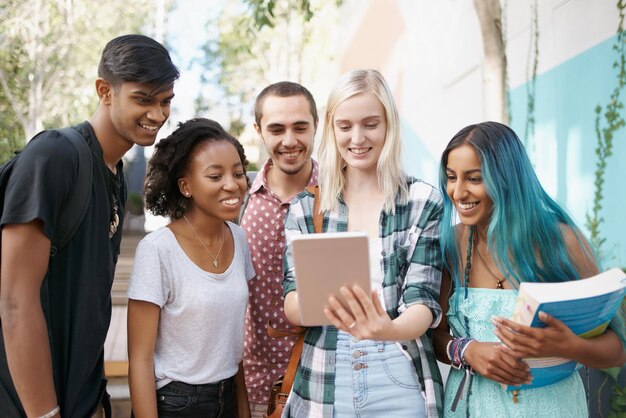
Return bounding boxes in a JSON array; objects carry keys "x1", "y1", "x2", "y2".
[
  {"x1": 128, "y1": 222, "x2": 255, "y2": 389},
  {"x1": 369, "y1": 238, "x2": 384, "y2": 291}
]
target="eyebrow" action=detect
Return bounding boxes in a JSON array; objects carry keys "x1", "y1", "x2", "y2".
[
  {"x1": 266, "y1": 121, "x2": 310, "y2": 129},
  {"x1": 130, "y1": 90, "x2": 176, "y2": 101},
  {"x1": 446, "y1": 168, "x2": 481, "y2": 173},
  {"x1": 334, "y1": 115, "x2": 382, "y2": 124},
  {"x1": 204, "y1": 161, "x2": 243, "y2": 170}
]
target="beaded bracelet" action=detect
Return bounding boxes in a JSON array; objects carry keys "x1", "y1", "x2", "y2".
[
  {"x1": 446, "y1": 337, "x2": 475, "y2": 370},
  {"x1": 37, "y1": 405, "x2": 60, "y2": 418}
]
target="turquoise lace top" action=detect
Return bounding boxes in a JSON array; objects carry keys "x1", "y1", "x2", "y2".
[{"x1": 443, "y1": 287, "x2": 587, "y2": 418}]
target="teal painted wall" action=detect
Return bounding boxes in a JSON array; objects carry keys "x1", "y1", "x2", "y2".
[
  {"x1": 509, "y1": 34, "x2": 625, "y2": 268},
  {"x1": 401, "y1": 119, "x2": 439, "y2": 187},
  {"x1": 401, "y1": 33, "x2": 625, "y2": 267}
]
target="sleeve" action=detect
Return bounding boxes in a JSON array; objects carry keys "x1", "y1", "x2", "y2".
[
  {"x1": 399, "y1": 185, "x2": 444, "y2": 328},
  {"x1": 1, "y1": 131, "x2": 79, "y2": 241},
  {"x1": 234, "y1": 223, "x2": 256, "y2": 281},
  {"x1": 282, "y1": 193, "x2": 315, "y2": 297},
  {"x1": 127, "y1": 237, "x2": 169, "y2": 307}
]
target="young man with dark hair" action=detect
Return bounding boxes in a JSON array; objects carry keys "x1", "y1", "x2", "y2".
[
  {"x1": 0, "y1": 34, "x2": 179, "y2": 418},
  {"x1": 241, "y1": 81, "x2": 318, "y2": 418}
]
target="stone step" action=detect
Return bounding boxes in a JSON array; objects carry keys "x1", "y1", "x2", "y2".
[
  {"x1": 111, "y1": 232, "x2": 144, "y2": 306},
  {"x1": 108, "y1": 377, "x2": 131, "y2": 417}
]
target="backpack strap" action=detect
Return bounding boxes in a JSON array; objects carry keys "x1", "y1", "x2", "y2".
[{"x1": 49, "y1": 127, "x2": 93, "y2": 256}]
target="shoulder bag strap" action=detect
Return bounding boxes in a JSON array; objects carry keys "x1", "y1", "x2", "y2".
[
  {"x1": 305, "y1": 185, "x2": 322, "y2": 234},
  {"x1": 279, "y1": 331, "x2": 305, "y2": 395}
]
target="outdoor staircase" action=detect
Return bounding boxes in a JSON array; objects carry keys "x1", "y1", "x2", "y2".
[{"x1": 105, "y1": 231, "x2": 144, "y2": 417}]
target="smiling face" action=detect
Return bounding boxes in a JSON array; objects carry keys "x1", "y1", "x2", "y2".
[
  {"x1": 445, "y1": 144, "x2": 493, "y2": 232},
  {"x1": 179, "y1": 140, "x2": 248, "y2": 221},
  {"x1": 333, "y1": 92, "x2": 387, "y2": 173},
  {"x1": 255, "y1": 94, "x2": 315, "y2": 176},
  {"x1": 106, "y1": 80, "x2": 175, "y2": 147}
]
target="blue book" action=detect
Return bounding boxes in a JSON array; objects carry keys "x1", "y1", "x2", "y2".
[{"x1": 506, "y1": 267, "x2": 626, "y2": 390}]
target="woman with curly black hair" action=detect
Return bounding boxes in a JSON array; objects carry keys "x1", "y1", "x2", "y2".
[{"x1": 127, "y1": 118, "x2": 254, "y2": 418}]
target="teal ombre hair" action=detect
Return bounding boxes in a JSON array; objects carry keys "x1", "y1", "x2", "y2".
[{"x1": 438, "y1": 121, "x2": 593, "y2": 289}]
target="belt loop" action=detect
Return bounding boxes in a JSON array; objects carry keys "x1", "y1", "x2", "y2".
[{"x1": 377, "y1": 341, "x2": 384, "y2": 352}]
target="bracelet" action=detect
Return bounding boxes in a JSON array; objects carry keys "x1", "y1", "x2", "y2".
[
  {"x1": 37, "y1": 405, "x2": 60, "y2": 418},
  {"x1": 445, "y1": 339, "x2": 454, "y2": 362},
  {"x1": 447, "y1": 337, "x2": 475, "y2": 370},
  {"x1": 459, "y1": 339, "x2": 474, "y2": 363}
]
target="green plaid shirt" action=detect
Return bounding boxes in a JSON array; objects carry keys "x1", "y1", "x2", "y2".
[{"x1": 282, "y1": 177, "x2": 444, "y2": 418}]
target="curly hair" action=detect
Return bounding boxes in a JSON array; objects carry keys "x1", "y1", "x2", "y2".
[{"x1": 144, "y1": 118, "x2": 249, "y2": 219}]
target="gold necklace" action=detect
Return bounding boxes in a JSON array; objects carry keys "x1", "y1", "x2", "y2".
[
  {"x1": 474, "y1": 243, "x2": 505, "y2": 289},
  {"x1": 183, "y1": 215, "x2": 224, "y2": 268}
]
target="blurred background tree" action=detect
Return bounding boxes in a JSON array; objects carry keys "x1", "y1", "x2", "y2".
[
  {"x1": 0, "y1": 0, "x2": 173, "y2": 162},
  {"x1": 195, "y1": 0, "x2": 340, "y2": 139}
]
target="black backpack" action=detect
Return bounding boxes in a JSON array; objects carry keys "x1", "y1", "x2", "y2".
[{"x1": 0, "y1": 127, "x2": 93, "y2": 255}]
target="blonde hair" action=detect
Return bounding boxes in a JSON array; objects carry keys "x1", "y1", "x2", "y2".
[{"x1": 318, "y1": 69, "x2": 407, "y2": 213}]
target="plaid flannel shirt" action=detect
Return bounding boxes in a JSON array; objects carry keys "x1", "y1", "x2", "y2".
[{"x1": 282, "y1": 177, "x2": 444, "y2": 418}]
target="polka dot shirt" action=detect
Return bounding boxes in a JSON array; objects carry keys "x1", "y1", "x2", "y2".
[{"x1": 241, "y1": 159, "x2": 319, "y2": 404}]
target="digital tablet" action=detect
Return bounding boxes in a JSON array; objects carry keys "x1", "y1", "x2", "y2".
[{"x1": 291, "y1": 231, "x2": 371, "y2": 326}]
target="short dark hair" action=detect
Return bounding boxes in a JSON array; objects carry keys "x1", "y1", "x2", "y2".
[
  {"x1": 98, "y1": 34, "x2": 179, "y2": 93},
  {"x1": 144, "y1": 118, "x2": 249, "y2": 220},
  {"x1": 254, "y1": 81, "x2": 318, "y2": 127}
]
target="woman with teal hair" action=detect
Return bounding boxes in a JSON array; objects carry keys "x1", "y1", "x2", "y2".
[{"x1": 433, "y1": 121, "x2": 625, "y2": 417}]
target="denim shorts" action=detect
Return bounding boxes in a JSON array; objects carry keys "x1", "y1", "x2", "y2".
[
  {"x1": 333, "y1": 331, "x2": 426, "y2": 418},
  {"x1": 155, "y1": 376, "x2": 236, "y2": 418}
]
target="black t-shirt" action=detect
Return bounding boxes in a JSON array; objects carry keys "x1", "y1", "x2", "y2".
[{"x1": 0, "y1": 121, "x2": 126, "y2": 417}]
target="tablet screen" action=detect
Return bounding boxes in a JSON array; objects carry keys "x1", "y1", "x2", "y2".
[{"x1": 291, "y1": 231, "x2": 371, "y2": 326}]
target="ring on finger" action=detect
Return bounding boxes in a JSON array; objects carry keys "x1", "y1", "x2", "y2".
[{"x1": 348, "y1": 322, "x2": 356, "y2": 329}]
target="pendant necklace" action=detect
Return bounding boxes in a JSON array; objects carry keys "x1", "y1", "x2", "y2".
[
  {"x1": 109, "y1": 195, "x2": 119, "y2": 238},
  {"x1": 474, "y1": 241, "x2": 505, "y2": 289},
  {"x1": 183, "y1": 215, "x2": 224, "y2": 268}
]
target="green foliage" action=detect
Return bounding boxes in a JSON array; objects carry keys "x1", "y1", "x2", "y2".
[
  {"x1": 586, "y1": 0, "x2": 626, "y2": 261},
  {"x1": 126, "y1": 192, "x2": 144, "y2": 216},
  {"x1": 502, "y1": 0, "x2": 512, "y2": 125},
  {"x1": 196, "y1": 0, "x2": 341, "y2": 169},
  {"x1": 242, "y1": 0, "x2": 342, "y2": 29},
  {"x1": 607, "y1": 382, "x2": 626, "y2": 418},
  {"x1": 524, "y1": 0, "x2": 539, "y2": 150},
  {"x1": 0, "y1": 0, "x2": 169, "y2": 162}
]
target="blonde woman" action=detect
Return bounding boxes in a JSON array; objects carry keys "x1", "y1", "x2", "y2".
[{"x1": 282, "y1": 69, "x2": 444, "y2": 418}]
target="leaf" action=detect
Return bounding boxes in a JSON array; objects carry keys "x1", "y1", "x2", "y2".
[{"x1": 601, "y1": 367, "x2": 622, "y2": 382}]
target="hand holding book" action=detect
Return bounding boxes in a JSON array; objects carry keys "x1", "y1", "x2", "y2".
[
  {"x1": 492, "y1": 312, "x2": 580, "y2": 362},
  {"x1": 493, "y1": 268, "x2": 626, "y2": 390}
]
